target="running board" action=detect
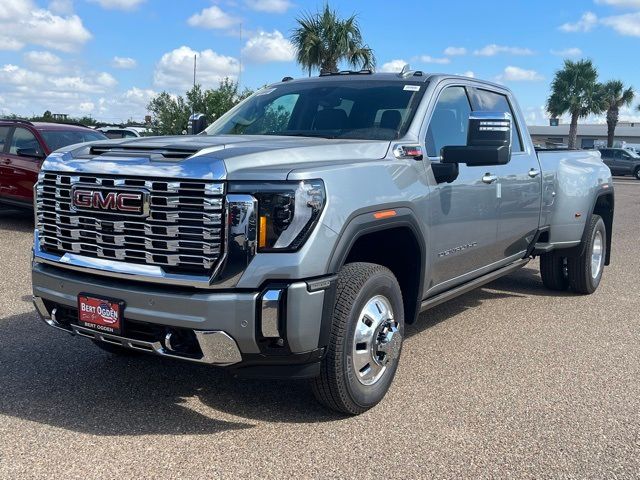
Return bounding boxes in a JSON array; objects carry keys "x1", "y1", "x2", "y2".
[{"x1": 420, "y1": 258, "x2": 530, "y2": 311}]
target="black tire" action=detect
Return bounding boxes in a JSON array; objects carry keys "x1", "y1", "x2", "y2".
[
  {"x1": 92, "y1": 340, "x2": 143, "y2": 356},
  {"x1": 312, "y1": 262, "x2": 404, "y2": 415},
  {"x1": 567, "y1": 215, "x2": 607, "y2": 294},
  {"x1": 634, "y1": 167, "x2": 640, "y2": 180},
  {"x1": 539, "y1": 252, "x2": 569, "y2": 291}
]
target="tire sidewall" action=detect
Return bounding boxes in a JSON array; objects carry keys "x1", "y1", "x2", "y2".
[
  {"x1": 586, "y1": 217, "x2": 606, "y2": 290},
  {"x1": 343, "y1": 271, "x2": 404, "y2": 409},
  {"x1": 635, "y1": 168, "x2": 640, "y2": 180}
]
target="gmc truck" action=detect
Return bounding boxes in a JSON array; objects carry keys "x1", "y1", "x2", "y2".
[{"x1": 31, "y1": 71, "x2": 614, "y2": 415}]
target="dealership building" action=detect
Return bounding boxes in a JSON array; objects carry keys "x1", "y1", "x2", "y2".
[{"x1": 528, "y1": 122, "x2": 640, "y2": 149}]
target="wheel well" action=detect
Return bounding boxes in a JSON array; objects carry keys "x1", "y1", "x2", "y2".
[
  {"x1": 344, "y1": 227, "x2": 422, "y2": 324},
  {"x1": 593, "y1": 193, "x2": 614, "y2": 265}
]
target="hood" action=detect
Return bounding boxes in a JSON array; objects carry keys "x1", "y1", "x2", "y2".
[{"x1": 46, "y1": 135, "x2": 391, "y2": 181}]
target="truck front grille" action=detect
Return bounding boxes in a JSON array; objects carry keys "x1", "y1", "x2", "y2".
[{"x1": 36, "y1": 173, "x2": 225, "y2": 277}]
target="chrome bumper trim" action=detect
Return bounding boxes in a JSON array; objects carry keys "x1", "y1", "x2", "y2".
[{"x1": 32, "y1": 296, "x2": 242, "y2": 366}]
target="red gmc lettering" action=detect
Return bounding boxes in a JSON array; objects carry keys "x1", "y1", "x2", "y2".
[
  {"x1": 116, "y1": 193, "x2": 143, "y2": 212},
  {"x1": 93, "y1": 191, "x2": 117, "y2": 210},
  {"x1": 73, "y1": 190, "x2": 93, "y2": 208}
]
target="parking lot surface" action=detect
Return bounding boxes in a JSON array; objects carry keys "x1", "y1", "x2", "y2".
[{"x1": 1, "y1": 180, "x2": 639, "y2": 479}]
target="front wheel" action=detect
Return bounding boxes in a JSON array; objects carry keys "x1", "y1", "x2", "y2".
[
  {"x1": 567, "y1": 215, "x2": 607, "y2": 294},
  {"x1": 634, "y1": 167, "x2": 640, "y2": 180},
  {"x1": 312, "y1": 262, "x2": 404, "y2": 415}
]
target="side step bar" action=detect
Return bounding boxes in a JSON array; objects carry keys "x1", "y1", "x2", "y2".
[{"x1": 420, "y1": 258, "x2": 529, "y2": 312}]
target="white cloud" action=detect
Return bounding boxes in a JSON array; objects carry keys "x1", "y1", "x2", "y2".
[
  {"x1": 49, "y1": 72, "x2": 118, "y2": 93},
  {"x1": 23, "y1": 50, "x2": 63, "y2": 73},
  {"x1": 245, "y1": 0, "x2": 293, "y2": 13},
  {"x1": 78, "y1": 101, "x2": 95, "y2": 112},
  {"x1": 550, "y1": 47, "x2": 583, "y2": 57},
  {"x1": 154, "y1": 46, "x2": 240, "y2": 90},
  {"x1": 112, "y1": 56, "x2": 137, "y2": 69},
  {"x1": 48, "y1": 0, "x2": 74, "y2": 14},
  {"x1": 444, "y1": 46, "x2": 467, "y2": 56},
  {"x1": 559, "y1": 12, "x2": 598, "y2": 33},
  {"x1": 96, "y1": 72, "x2": 117, "y2": 87},
  {"x1": 459, "y1": 71, "x2": 475, "y2": 78},
  {"x1": 497, "y1": 66, "x2": 544, "y2": 82},
  {"x1": 89, "y1": 0, "x2": 145, "y2": 10},
  {"x1": 187, "y1": 5, "x2": 239, "y2": 29},
  {"x1": 242, "y1": 30, "x2": 295, "y2": 63},
  {"x1": 596, "y1": 0, "x2": 640, "y2": 8},
  {"x1": 0, "y1": 0, "x2": 91, "y2": 52},
  {"x1": 601, "y1": 12, "x2": 640, "y2": 36},
  {"x1": 379, "y1": 59, "x2": 407, "y2": 73},
  {"x1": 0, "y1": 64, "x2": 45, "y2": 86},
  {"x1": 474, "y1": 44, "x2": 534, "y2": 56},
  {"x1": 417, "y1": 55, "x2": 450, "y2": 64}
]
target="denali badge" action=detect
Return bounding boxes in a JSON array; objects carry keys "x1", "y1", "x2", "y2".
[{"x1": 71, "y1": 186, "x2": 149, "y2": 217}]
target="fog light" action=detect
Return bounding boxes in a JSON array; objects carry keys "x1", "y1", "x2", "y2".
[{"x1": 261, "y1": 289, "x2": 282, "y2": 338}]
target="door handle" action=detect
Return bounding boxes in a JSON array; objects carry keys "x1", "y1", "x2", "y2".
[
  {"x1": 1, "y1": 158, "x2": 10, "y2": 165},
  {"x1": 482, "y1": 173, "x2": 498, "y2": 184},
  {"x1": 528, "y1": 168, "x2": 541, "y2": 178}
]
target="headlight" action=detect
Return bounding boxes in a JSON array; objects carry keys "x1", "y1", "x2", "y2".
[{"x1": 230, "y1": 180, "x2": 325, "y2": 252}]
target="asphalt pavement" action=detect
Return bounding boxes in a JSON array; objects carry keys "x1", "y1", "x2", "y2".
[{"x1": 0, "y1": 179, "x2": 639, "y2": 479}]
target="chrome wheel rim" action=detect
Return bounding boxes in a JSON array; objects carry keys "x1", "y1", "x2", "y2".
[
  {"x1": 591, "y1": 231, "x2": 604, "y2": 279},
  {"x1": 351, "y1": 295, "x2": 402, "y2": 386}
]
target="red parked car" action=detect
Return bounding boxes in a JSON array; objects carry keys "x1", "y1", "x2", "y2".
[{"x1": 0, "y1": 119, "x2": 107, "y2": 209}]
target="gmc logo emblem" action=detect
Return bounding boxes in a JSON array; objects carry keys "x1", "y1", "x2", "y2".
[{"x1": 71, "y1": 187, "x2": 148, "y2": 217}]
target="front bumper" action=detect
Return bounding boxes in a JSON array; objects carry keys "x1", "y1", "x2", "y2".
[{"x1": 32, "y1": 263, "x2": 330, "y2": 377}]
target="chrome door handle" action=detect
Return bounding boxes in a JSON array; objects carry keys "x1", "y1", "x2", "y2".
[
  {"x1": 1, "y1": 159, "x2": 10, "y2": 165},
  {"x1": 528, "y1": 168, "x2": 541, "y2": 178},
  {"x1": 482, "y1": 173, "x2": 498, "y2": 184}
]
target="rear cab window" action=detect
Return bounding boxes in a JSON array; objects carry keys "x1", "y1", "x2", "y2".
[{"x1": 472, "y1": 88, "x2": 523, "y2": 152}]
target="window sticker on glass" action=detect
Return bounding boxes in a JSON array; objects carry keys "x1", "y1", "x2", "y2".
[
  {"x1": 256, "y1": 88, "x2": 277, "y2": 96},
  {"x1": 403, "y1": 85, "x2": 420, "y2": 92}
]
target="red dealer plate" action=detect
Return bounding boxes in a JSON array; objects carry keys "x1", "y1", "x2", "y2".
[{"x1": 77, "y1": 294, "x2": 124, "y2": 335}]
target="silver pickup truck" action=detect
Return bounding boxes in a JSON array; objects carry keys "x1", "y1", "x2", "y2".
[{"x1": 32, "y1": 71, "x2": 614, "y2": 414}]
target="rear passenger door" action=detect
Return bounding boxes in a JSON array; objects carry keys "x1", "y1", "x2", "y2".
[{"x1": 470, "y1": 88, "x2": 542, "y2": 258}]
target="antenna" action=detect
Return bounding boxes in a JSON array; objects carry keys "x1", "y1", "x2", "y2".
[{"x1": 238, "y1": 22, "x2": 243, "y2": 91}]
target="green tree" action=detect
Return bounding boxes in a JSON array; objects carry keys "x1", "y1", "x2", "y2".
[
  {"x1": 291, "y1": 4, "x2": 375, "y2": 75},
  {"x1": 147, "y1": 91, "x2": 190, "y2": 135},
  {"x1": 147, "y1": 79, "x2": 253, "y2": 135},
  {"x1": 547, "y1": 59, "x2": 605, "y2": 149},
  {"x1": 601, "y1": 80, "x2": 635, "y2": 147}
]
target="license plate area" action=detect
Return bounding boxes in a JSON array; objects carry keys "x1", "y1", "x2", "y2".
[{"x1": 77, "y1": 294, "x2": 124, "y2": 335}]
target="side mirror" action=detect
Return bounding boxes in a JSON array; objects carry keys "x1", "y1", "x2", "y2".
[
  {"x1": 441, "y1": 112, "x2": 512, "y2": 166},
  {"x1": 16, "y1": 148, "x2": 44, "y2": 159}
]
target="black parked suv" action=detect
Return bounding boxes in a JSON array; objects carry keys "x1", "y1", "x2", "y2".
[{"x1": 598, "y1": 148, "x2": 640, "y2": 179}]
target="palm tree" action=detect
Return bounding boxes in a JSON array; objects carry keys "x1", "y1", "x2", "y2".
[
  {"x1": 601, "y1": 80, "x2": 634, "y2": 147},
  {"x1": 547, "y1": 59, "x2": 605, "y2": 149},
  {"x1": 291, "y1": 5, "x2": 375, "y2": 76}
]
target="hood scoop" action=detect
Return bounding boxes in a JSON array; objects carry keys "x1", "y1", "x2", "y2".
[{"x1": 89, "y1": 144, "x2": 200, "y2": 161}]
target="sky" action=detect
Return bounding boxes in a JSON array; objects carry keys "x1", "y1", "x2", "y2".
[{"x1": 1, "y1": 0, "x2": 640, "y2": 125}]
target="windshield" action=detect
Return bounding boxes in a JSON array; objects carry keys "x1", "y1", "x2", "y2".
[
  {"x1": 626, "y1": 149, "x2": 640, "y2": 158},
  {"x1": 40, "y1": 130, "x2": 108, "y2": 151},
  {"x1": 204, "y1": 80, "x2": 427, "y2": 141}
]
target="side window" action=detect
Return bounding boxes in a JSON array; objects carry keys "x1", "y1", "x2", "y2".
[
  {"x1": 0, "y1": 126, "x2": 10, "y2": 152},
  {"x1": 426, "y1": 86, "x2": 472, "y2": 158},
  {"x1": 123, "y1": 130, "x2": 138, "y2": 138},
  {"x1": 474, "y1": 89, "x2": 523, "y2": 152},
  {"x1": 9, "y1": 127, "x2": 42, "y2": 157}
]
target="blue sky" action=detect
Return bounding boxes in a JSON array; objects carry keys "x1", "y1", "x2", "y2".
[{"x1": 1, "y1": 0, "x2": 640, "y2": 124}]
